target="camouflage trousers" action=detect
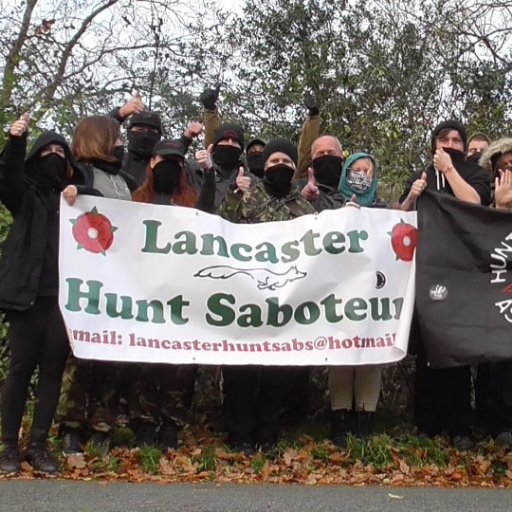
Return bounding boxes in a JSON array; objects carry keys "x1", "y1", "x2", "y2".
[
  {"x1": 123, "y1": 363, "x2": 197, "y2": 428},
  {"x1": 56, "y1": 356, "x2": 125, "y2": 433}
]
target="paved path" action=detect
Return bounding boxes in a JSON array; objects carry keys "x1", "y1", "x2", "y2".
[{"x1": 0, "y1": 481, "x2": 511, "y2": 511}]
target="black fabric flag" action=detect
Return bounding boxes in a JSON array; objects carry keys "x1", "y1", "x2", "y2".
[{"x1": 416, "y1": 190, "x2": 512, "y2": 368}]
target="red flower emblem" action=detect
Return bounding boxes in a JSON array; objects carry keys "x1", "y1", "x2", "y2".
[
  {"x1": 389, "y1": 220, "x2": 417, "y2": 262},
  {"x1": 70, "y1": 207, "x2": 117, "y2": 255}
]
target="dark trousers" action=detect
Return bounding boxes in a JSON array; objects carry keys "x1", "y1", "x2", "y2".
[
  {"x1": 475, "y1": 362, "x2": 512, "y2": 436},
  {"x1": 223, "y1": 365, "x2": 292, "y2": 444},
  {"x1": 1, "y1": 297, "x2": 70, "y2": 444},
  {"x1": 414, "y1": 340, "x2": 472, "y2": 437}
]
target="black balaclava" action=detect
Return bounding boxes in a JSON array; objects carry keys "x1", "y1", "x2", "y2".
[
  {"x1": 246, "y1": 138, "x2": 266, "y2": 178},
  {"x1": 213, "y1": 145, "x2": 242, "y2": 170},
  {"x1": 263, "y1": 164, "x2": 294, "y2": 197},
  {"x1": 312, "y1": 155, "x2": 343, "y2": 188},
  {"x1": 261, "y1": 138, "x2": 298, "y2": 198},
  {"x1": 112, "y1": 146, "x2": 125, "y2": 168},
  {"x1": 247, "y1": 153, "x2": 265, "y2": 178},
  {"x1": 128, "y1": 129, "x2": 160, "y2": 158},
  {"x1": 153, "y1": 160, "x2": 182, "y2": 194},
  {"x1": 38, "y1": 153, "x2": 68, "y2": 189}
]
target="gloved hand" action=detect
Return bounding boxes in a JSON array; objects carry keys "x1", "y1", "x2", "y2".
[
  {"x1": 304, "y1": 91, "x2": 319, "y2": 117},
  {"x1": 200, "y1": 83, "x2": 221, "y2": 110}
]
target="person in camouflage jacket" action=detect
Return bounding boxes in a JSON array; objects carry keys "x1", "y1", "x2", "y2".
[{"x1": 218, "y1": 138, "x2": 313, "y2": 454}]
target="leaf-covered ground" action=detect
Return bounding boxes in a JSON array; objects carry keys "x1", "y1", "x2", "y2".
[{"x1": 1, "y1": 365, "x2": 511, "y2": 487}]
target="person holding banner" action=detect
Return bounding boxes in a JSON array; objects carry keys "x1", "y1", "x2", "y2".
[
  {"x1": 322, "y1": 152, "x2": 387, "y2": 447},
  {"x1": 218, "y1": 138, "x2": 314, "y2": 453},
  {"x1": 474, "y1": 139, "x2": 512, "y2": 446},
  {"x1": 57, "y1": 116, "x2": 137, "y2": 454},
  {"x1": 399, "y1": 120, "x2": 491, "y2": 450},
  {"x1": 0, "y1": 115, "x2": 93, "y2": 474},
  {"x1": 126, "y1": 139, "x2": 215, "y2": 448}
]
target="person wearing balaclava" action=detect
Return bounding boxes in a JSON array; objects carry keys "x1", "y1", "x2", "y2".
[
  {"x1": 0, "y1": 114, "x2": 95, "y2": 475},
  {"x1": 121, "y1": 140, "x2": 215, "y2": 449},
  {"x1": 56, "y1": 115, "x2": 137, "y2": 457},
  {"x1": 124, "y1": 111, "x2": 163, "y2": 185},
  {"x1": 195, "y1": 122, "x2": 251, "y2": 210},
  {"x1": 245, "y1": 138, "x2": 266, "y2": 179},
  {"x1": 398, "y1": 120, "x2": 491, "y2": 451},
  {"x1": 218, "y1": 139, "x2": 314, "y2": 454},
  {"x1": 111, "y1": 95, "x2": 204, "y2": 187},
  {"x1": 300, "y1": 135, "x2": 346, "y2": 211}
]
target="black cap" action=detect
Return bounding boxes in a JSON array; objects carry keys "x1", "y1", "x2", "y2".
[
  {"x1": 213, "y1": 122, "x2": 244, "y2": 148},
  {"x1": 262, "y1": 138, "x2": 298, "y2": 167},
  {"x1": 153, "y1": 139, "x2": 185, "y2": 159},
  {"x1": 246, "y1": 138, "x2": 266, "y2": 153},
  {"x1": 431, "y1": 119, "x2": 467, "y2": 152},
  {"x1": 126, "y1": 111, "x2": 163, "y2": 133}
]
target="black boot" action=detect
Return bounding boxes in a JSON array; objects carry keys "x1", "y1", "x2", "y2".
[
  {"x1": 59, "y1": 426, "x2": 83, "y2": 455},
  {"x1": 26, "y1": 442, "x2": 59, "y2": 474},
  {"x1": 133, "y1": 422, "x2": 158, "y2": 447},
  {"x1": 0, "y1": 442, "x2": 21, "y2": 474},
  {"x1": 355, "y1": 411, "x2": 376, "y2": 439},
  {"x1": 158, "y1": 421, "x2": 179, "y2": 450},
  {"x1": 331, "y1": 409, "x2": 353, "y2": 448}
]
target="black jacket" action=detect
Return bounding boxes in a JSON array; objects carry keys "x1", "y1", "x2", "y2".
[
  {"x1": 399, "y1": 150, "x2": 491, "y2": 206},
  {"x1": 0, "y1": 132, "x2": 92, "y2": 311}
]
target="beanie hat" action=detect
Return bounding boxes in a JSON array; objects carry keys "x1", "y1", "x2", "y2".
[
  {"x1": 262, "y1": 138, "x2": 298, "y2": 167},
  {"x1": 431, "y1": 119, "x2": 467, "y2": 152},
  {"x1": 126, "y1": 111, "x2": 163, "y2": 134},
  {"x1": 468, "y1": 132, "x2": 491, "y2": 145},
  {"x1": 213, "y1": 122, "x2": 245, "y2": 148},
  {"x1": 246, "y1": 138, "x2": 266, "y2": 153}
]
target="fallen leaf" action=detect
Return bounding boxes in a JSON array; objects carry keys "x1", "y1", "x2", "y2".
[{"x1": 66, "y1": 454, "x2": 87, "y2": 469}]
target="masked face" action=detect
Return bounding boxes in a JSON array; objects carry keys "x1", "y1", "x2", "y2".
[
  {"x1": 347, "y1": 169, "x2": 372, "y2": 193},
  {"x1": 39, "y1": 153, "x2": 68, "y2": 188},
  {"x1": 262, "y1": 164, "x2": 294, "y2": 197},
  {"x1": 128, "y1": 129, "x2": 160, "y2": 157},
  {"x1": 247, "y1": 152, "x2": 265, "y2": 178},
  {"x1": 152, "y1": 159, "x2": 182, "y2": 194},
  {"x1": 213, "y1": 145, "x2": 242, "y2": 170},
  {"x1": 312, "y1": 155, "x2": 343, "y2": 187}
]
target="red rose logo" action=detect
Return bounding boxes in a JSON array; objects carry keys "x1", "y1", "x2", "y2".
[
  {"x1": 70, "y1": 207, "x2": 117, "y2": 255},
  {"x1": 389, "y1": 220, "x2": 417, "y2": 262}
]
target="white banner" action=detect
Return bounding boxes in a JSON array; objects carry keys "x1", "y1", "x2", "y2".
[{"x1": 59, "y1": 195, "x2": 417, "y2": 366}]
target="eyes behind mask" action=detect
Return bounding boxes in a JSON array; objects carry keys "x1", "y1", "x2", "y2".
[
  {"x1": 152, "y1": 159, "x2": 182, "y2": 194},
  {"x1": 127, "y1": 130, "x2": 160, "y2": 157},
  {"x1": 262, "y1": 164, "x2": 294, "y2": 197},
  {"x1": 213, "y1": 145, "x2": 242, "y2": 170},
  {"x1": 312, "y1": 155, "x2": 343, "y2": 187}
]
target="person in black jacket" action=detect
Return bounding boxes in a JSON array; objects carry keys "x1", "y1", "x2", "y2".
[
  {"x1": 0, "y1": 114, "x2": 92, "y2": 474},
  {"x1": 399, "y1": 119, "x2": 491, "y2": 451}
]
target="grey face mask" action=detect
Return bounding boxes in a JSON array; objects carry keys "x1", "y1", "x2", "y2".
[{"x1": 347, "y1": 169, "x2": 372, "y2": 193}]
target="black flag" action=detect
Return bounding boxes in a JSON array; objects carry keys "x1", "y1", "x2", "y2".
[{"x1": 416, "y1": 190, "x2": 512, "y2": 368}]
